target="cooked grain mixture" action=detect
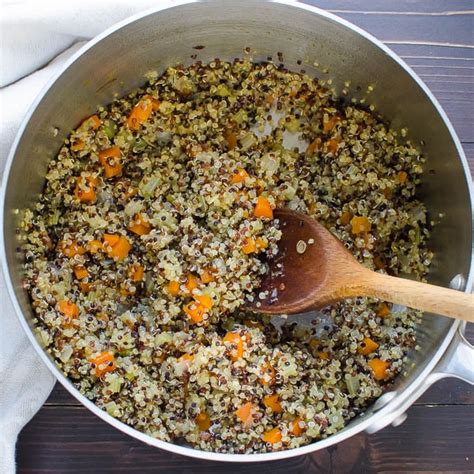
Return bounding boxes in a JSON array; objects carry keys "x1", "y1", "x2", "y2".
[{"x1": 22, "y1": 59, "x2": 432, "y2": 453}]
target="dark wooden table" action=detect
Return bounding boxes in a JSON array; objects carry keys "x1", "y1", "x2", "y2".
[{"x1": 17, "y1": 1, "x2": 474, "y2": 472}]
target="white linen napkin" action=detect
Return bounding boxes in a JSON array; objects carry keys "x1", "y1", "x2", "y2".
[{"x1": 0, "y1": 1, "x2": 161, "y2": 472}]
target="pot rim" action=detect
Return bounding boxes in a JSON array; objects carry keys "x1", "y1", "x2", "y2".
[{"x1": 1, "y1": 0, "x2": 473, "y2": 463}]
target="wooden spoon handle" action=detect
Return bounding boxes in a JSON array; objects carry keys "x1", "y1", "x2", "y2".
[{"x1": 356, "y1": 271, "x2": 474, "y2": 322}]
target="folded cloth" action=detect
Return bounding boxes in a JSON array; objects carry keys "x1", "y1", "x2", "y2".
[
  {"x1": 0, "y1": 44, "x2": 82, "y2": 474},
  {"x1": 0, "y1": 1, "x2": 162, "y2": 472}
]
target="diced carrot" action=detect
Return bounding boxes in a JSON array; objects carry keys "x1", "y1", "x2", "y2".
[
  {"x1": 89, "y1": 351, "x2": 116, "y2": 377},
  {"x1": 327, "y1": 138, "x2": 340, "y2": 154},
  {"x1": 398, "y1": 171, "x2": 408, "y2": 184},
  {"x1": 183, "y1": 302, "x2": 207, "y2": 324},
  {"x1": 263, "y1": 394, "x2": 282, "y2": 413},
  {"x1": 71, "y1": 139, "x2": 85, "y2": 151},
  {"x1": 259, "y1": 362, "x2": 276, "y2": 385},
  {"x1": 80, "y1": 114, "x2": 101, "y2": 131},
  {"x1": 290, "y1": 417, "x2": 305, "y2": 436},
  {"x1": 99, "y1": 144, "x2": 118, "y2": 160},
  {"x1": 317, "y1": 351, "x2": 329, "y2": 360},
  {"x1": 127, "y1": 97, "x2": 154, "y2": 130},
  {"x1": 340, "y1": 211, "x2": 352, "y2": 225},
  {"x1": 254, "y1": 196, "x2": 273, "y2": 219},
  {"x1": 262, "y1": 427, "x2": 282, "y2": 444},
  {"x1": 58, "y1": 240, "x2": 87, "y2": 258},
  {"x1": 194, "y1": 294, "x2": 213, "y2": 310},
  {"x1": 368, "y1": 358, "x2": 390, "y2": 381},
  {"x1": 88, "y1": 239, "x2": 103, "y2": 254},
  {"x1": 255, "y1": 236, "x2": 268, "y2": 251},
  {"x1": 79, "y1": 282, "x2": 92, "y2": 293},
  {"x1": 185, "y1": 274, "x2": 200, "y2": 294},
  {"x1": 323, "y1": 115, "x2": 340, "y2": 133},
  {"x1": 167, "y1": 280, "x2": 180, "y2": 296},
  {"x1": 103, "y1": 234, "x2": 131, "y2": 261},
  {"x1": 223, "y1": 332, "x2": 244, "y2": 360},
  {"x1": 143, "y1": 94, "x2": 161, "y2": 111},
  {"x1": 58, "y1": 300, "x2": 79, "y2": 320},
  {"x1": 199, "y1": 267, "x2": 215, "y2": 284},
  {"x1": 73, "y1": 266, "x2": 88, "y2": 280},
  {"x1": 128, "y1": 213, "x2": 152, "y2": 236},
  {"x1": 377, "y1": 302, "x2": 391, "y2": 318},
  {"x1": 306, "y1": 138, "x2": 321, "y2": 155},
  {"x1": 129, "y1": 263, "x2": 144, "y2": 282},
  {"x1": 196, "y1": 412, "x2": 211, "y2": 431},
  {"x1": 99, "y1": 146, "x2": 122, "y2": 178},
  {"x1": 351, "y1": 216, "x2": 372, "y2": 234},
  {"x1": 235, "y1": 402, "x2": 255, "y2": 426},
  {"x1": 359, "y1": 337, "x2": 379, "y2": 355},
  {"x1": 74, "y1": 176, "x2": 97, "y2": 203},
  {"x1": 242, "y1": 237, "x2": 256, "y2": 255},
  {"x1": 110, "y1": 236, "x2": 131, "y2": 261},
  {"x1": 103, "y1": 233, "x2": 120, "y2": 247},
  {"x1": 230, "y1": 168, "x2": 249, "y2": 184},
  {"x1": 224, "y1": 130, "x2": 238, "y2": 150}
]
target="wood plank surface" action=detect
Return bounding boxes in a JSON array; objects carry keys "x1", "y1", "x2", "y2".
[
  {"x1": 17, "y1": 405, "x2": 474, "y2": 474},
  {"x1": 16, "y1": 1, "x2": 474, "y2": 473}
]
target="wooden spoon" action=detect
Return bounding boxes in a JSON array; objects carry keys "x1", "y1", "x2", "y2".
[{"x1": 249, "y1": 209, "x2": 474, "y2": 321}]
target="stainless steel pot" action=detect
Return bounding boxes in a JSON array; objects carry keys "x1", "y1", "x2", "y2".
[{"x1": 1, "y1": 0, "x2": 473, "y2": 462}]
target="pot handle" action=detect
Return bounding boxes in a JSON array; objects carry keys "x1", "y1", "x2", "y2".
[
  {"x1": 426, "y1": 274, "x2": 473, "y2": 384},
  {"x1": 365, "y1": 323, "x2": 473, "y2": 434},
  {"x1": 427, "y1": 324, "x2": 474, "y2": 385}
]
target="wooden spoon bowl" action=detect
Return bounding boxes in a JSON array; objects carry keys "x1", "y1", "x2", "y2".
[{"x1": 249, "y1": 209, "x2": 474, "y2": 322}]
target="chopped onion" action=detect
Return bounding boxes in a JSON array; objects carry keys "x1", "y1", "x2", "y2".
[
  {"x1": 345, "y1": 374, "x2": 360, "y2": 396},
  {"x1": 59, "y1": 344, "x2": 73, "y2": 363},
  {"x1": 261, "y1": 153, "x2": 280, "y2": 177}
]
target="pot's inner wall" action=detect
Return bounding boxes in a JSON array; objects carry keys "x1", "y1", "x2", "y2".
[{"x1": 3, "y1": 0, "x2": 471, "y2": 444}]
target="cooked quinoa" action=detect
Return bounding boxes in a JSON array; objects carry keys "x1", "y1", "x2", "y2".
[{"x1": 21, "y1": 59, "x2": 433, "y2": 453}]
